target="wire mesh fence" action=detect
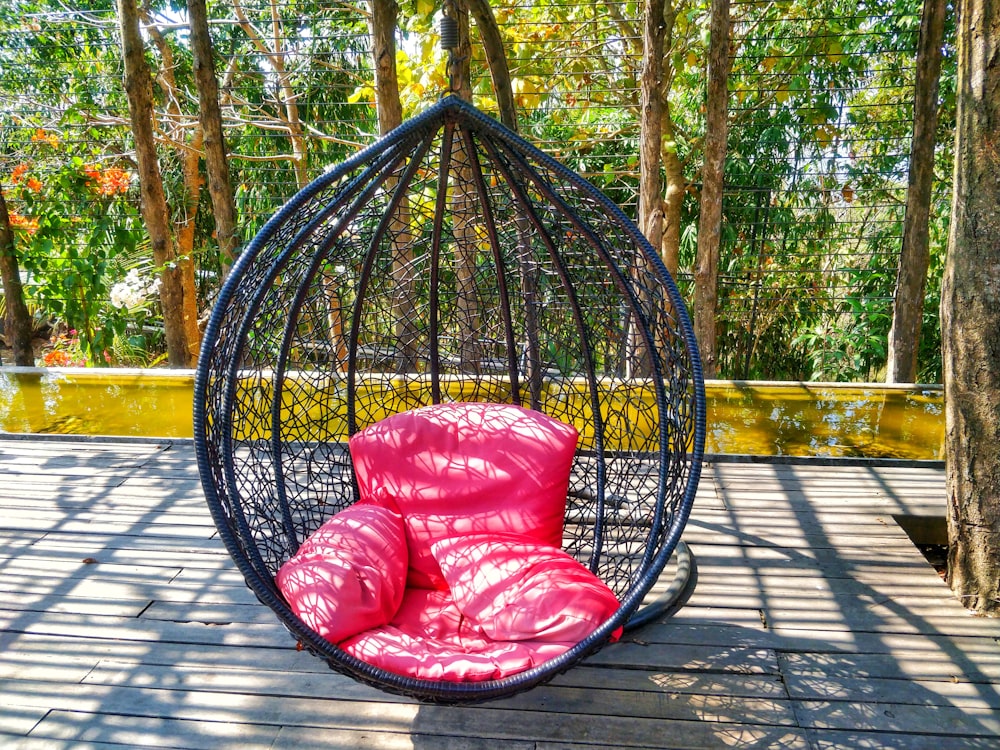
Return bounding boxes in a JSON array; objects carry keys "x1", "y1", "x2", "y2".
[{"x1": 0, "y1": 0, "x2": 949, "y2": 380}]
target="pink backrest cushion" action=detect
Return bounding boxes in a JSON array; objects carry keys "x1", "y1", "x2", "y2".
[
  {"x1": 275, "y1": 500, "x2": 407, "y2": 644},
  {"x1": 348, "y1": 402, "x2": 579, "y2": 589},
  {"x1": 430, "y1": 533, "x2": 621, "y2": 643}
]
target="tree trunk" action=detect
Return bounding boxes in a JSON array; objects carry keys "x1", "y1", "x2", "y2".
[
  {"x1": 188, "y1": 0, "x2": 240, "y2": 279},
  {"x1": 369, "y1": 0, "x2": 416, "y2": 370},
  {"x1": 370, "y1": 0, "x2": 403, "y2": 137},
  {"x1": 660, "y1": 111, "x2": 684, "y2": 278},
  {"x1": 692, "y1": 0, "x2": 731, "y2": 379},
  {"x1": 942, "y1": 0, "x2": 1000, "y2": 616},
  {"x1": 467, "y1": 0, "x2": 517, "y2": 132},
  {"x1": 639, "y1": 0, "x2": 665, "y2": 254},
  {"x1": 656, "y1": 2, "x2": 683, "y2": 280},
  {"x1": 887, "y1": 0, "x2": 947, "y2": 384},
  {"x1": 443, "y1": 0, "x2": 481, "y2": 371},
  {"x1": 0, "y1": 186, "x2": 34, "y2": 366},
  {"x1": 117, "y1": 0, "x2": 200, "y2": 367},
  {"x1": 231, "y1": 0, "x2": 310, "y2": 189}
]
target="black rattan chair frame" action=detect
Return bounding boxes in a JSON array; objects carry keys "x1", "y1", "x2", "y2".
[{"x1": 194, "y1": 95, "x2": 706, "y2": 703}]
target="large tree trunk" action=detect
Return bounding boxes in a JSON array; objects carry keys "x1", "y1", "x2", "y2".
[
  {"x1": 887, "y1": 0, "x2": 947, "y2": 384},
  {"x1": 188, "y1": 0, "x2": 240, "y2": 279},
  {"x1": 0, "y1": 186, "x2": 34, "y2": 366},
  {"x1": 117, "y1": 0, "x2": 200, "y2": 367},
  {"x1": 692, "y1": 0, "x2": 731, "y2": 379},
  {"x1": 941, "y1": 0, "x2": 1000, "y2": 616}
]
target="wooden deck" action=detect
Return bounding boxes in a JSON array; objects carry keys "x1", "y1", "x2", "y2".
[{"x1": 1, "y1": 436, "x2": 998, "y2": 749}]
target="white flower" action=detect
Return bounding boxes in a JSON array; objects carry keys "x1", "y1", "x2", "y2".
[{"x1": 110, "y1": 269, "x2": 161, "y2": 309}]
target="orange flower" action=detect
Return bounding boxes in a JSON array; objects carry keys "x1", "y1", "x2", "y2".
[
  {"x1": 11, "y1": 163, "x2": 29, "y2": 184},
  {"x1": 25, "y1": 177, "x2": 42, "y2": 193},
  {"x1": 30, "y1": 129, "x2": 59, "y2": 147},
  {"x1": 43, "y1": 350, "x2": 72, "y2": 367},
  {"x1": 9, "y1": 212, "x2": 39, "y2": 235},
  {"x1": 83, "y1": 165, "x2": 131, "y2": 196},
  {"x1": 99, "y1": 167, "x2": 131, "y2": 196}
]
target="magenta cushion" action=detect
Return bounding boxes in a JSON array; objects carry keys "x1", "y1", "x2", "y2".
[
  {"x1": 348, "y1": 402, "x2": 579, "y2": 589},
  {"x1": 275, "y1": 501, "x2": 407, "y2": 644},
  {"x1": 340, "y1": 588, "x2": 574, "y2": 682},
  {"x1": 431, "y1": 533, "x2": 621, "y2": 643}
]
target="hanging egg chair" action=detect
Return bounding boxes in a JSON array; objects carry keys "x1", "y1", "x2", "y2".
[{"x1": 193, "y1": 94, "x2": 705, "y2": 703}]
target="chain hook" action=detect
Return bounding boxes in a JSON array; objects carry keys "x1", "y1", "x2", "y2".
[{"x1": 440, "y1": 0, "x2": 464, "y2": 95}]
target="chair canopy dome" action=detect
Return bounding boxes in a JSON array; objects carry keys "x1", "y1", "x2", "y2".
[{"x1": 194, "y1": 95, "x2": 705, "y2": 702}]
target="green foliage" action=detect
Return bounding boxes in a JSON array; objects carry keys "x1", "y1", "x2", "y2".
[{"x1": 3, "y1": 149, "x2": 151, "y2": 366}]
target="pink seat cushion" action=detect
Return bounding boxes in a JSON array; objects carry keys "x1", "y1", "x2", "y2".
[
  {"x1": 275, "y1": 501, "x2": 408, "y2": 645},
  {"x1": 431, "y1": 533, "x2": 621, "y2": 643},
  {"x1": 348, "y1": 402, "x2": 579, "y2": 589},
  {"x1": 340, "y1": 588, "x2": 574, "y2": 682}
]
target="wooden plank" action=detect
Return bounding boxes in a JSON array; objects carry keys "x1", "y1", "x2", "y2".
[
  {"x1": 793, "y1": 699, "x2": 1000, "y2": 736},
  {"x1": 0, "y1": 592, "x2": 149, "y2": 619},
  {"x1": 0, "y1": 633, "x2": 322, "y2": 675},
  {"x1": 0, "y1": 706, "x2": 50, "y2": 737},
  {"x1": 26, "y1": 710, "x2": 281, "y2": 750},
  {"x1": 806, "y1": 729, "x2": 1000, "y2": 750},
  {"x1": 0, "y1": 558, "x2": 186, "y2": 583},
  {"x1": 782, "y1": 670, "x2": 1000, "y2": 709},
  {"x1": 0, "y1": 608, "x2": 288, "y2": 649},
  {"x1": 585, "y1": 641, "x2": 780, "y2": 674},
  {"x1": 626, "y1": 620, "x2": 1000, "y2": 659},
  {"x1": 0, "y1": 576, "x2": 259, "y2": 606},
  {"x1": 778, "y1": 650, "x2": 1000, "y2": 684},
  {"x1": 274, "y1": 725, "x2": 534, "y2": 750}
]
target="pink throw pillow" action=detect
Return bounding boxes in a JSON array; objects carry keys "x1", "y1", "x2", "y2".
[
  {"x1": 275, "y1": 501, "x2": 407, "y2": 644},
  {"x1": 430, "y1": 533, "x2": 621, "y2": 643},
  {"x1": 348, "y1": 402, "x2": 579, "y2": 589}
]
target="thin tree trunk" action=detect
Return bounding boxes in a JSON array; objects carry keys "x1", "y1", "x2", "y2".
[
  {"x1": 445, "y1": 0, "x2": 481, "y2": 371},
  {"x1": 692, "y1": 0, "x2": 731, "y2": 379},
  {"x1": 188, "y1": 0, "x2": 240, "y2": 278},
  {"x1": 117, "y1": 0, "x2": 200, "y2": 367},
  {"x1": 657, "y1": 2, "x2": 683, "y2": 280},
  {"x1": 231, "y1": 0, "x2": 310, "y2": 189},
  {"x1": 0, "y1": 186, "x2": 34, "y2": 366},
  {"x1": 639, "y1": 0, "x2": 665, "y2": 255},
  {"x1": 370, "y1": 0, "x2": 417, "y2": 370},
  {"x1": 467, "y1": 0, "x2": 517, "y2": 132},
  {"x1": 629, "y1": 0, "x2": 667, "y2": 378},
  {"x1": 887, "y1": 0, "x2": 947, "y2": 384},
  {"x1": 942, "y1": 0, "x2": 1000, "y2": 616},
  {"x1": 660, "y1": 110, "x2": 684, "y2": 278}
]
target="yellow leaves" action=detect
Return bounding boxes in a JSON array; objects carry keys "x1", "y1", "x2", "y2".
[
  {"x1": 512, "y1": 77, "x2": 542, "y2": 109},
  {"x1": 416, "y1": 0, "x2": 434, "y2": 20},
  {"x1": 348, "y1": 84, "x2": 374, "y2": 105},
  {"x1": 826, "y1": 40, "x2": 844, "y2": 64},
  {"x1": 814, "y1": 124, "x2": 838, "y2": 148},
  {"x1": 686, "y1": 51, "x2": 699, "y2": 70}
]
